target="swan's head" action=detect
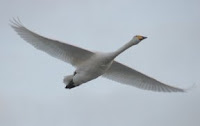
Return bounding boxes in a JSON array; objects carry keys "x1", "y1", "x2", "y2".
[
  {"x1": 135, "y1": 35, "x2": 147, "y2": 41},
  {"x1": 131, "y1": 35, "x2": 147, "y2": 44}
]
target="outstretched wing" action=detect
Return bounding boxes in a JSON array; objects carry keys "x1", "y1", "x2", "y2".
[
  {"x1": 10, "y1": 19, "x2": 94, "y2": 67},
  {"x1": 103, "y1": 61, "x2": 185, "y2": 92}
]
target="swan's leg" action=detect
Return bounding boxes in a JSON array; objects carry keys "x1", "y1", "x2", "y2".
[{"x1": 65, "y1": 80, "x2": 76, "y2": 89}]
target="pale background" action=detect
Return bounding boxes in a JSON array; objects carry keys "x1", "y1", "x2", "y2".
[{"x1": 0, "y1": 0, "x2": 200, "y2": 126}]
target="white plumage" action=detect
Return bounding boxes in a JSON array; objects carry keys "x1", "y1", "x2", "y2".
[{"x1": 10, "y1": 18, "x2": 184, "y2": 92}]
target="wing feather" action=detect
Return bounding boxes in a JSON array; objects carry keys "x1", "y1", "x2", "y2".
[
  {"x1": 103, "y1": 61, "x2": 185, "y2": 92},
  {"x1": 10, "y1": 18, "x2": 94, "y2": 67}
]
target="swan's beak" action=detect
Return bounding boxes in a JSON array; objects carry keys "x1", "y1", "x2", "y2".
[
  {"x1": 136, "y1": 35, "x2": 147, "y2": 40},
  {"x1": 143, "y1": 36, "x2": 147, "y2": 40}
]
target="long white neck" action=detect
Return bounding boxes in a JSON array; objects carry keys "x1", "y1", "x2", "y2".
[{"x1": 111, "y1": 38, "x2": 139, "y2": 59}]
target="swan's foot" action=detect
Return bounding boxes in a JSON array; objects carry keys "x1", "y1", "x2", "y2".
[{"x1": 65, "y1": 80, "x2": 76, "y2": 89}]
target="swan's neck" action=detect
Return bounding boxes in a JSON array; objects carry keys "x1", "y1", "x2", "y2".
[{"x1": 111, "y1": 39, "x2": 138, "y2": 58}]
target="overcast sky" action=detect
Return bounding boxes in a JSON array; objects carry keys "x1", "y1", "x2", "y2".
[{"x1": 0, "y1": 0, "x2": 200, "y2": 126}]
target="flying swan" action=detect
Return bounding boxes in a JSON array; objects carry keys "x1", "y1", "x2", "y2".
[{"x1": 10, "y1": 19, "x2": 185, "y2": 92}]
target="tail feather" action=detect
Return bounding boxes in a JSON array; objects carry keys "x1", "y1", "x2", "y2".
[
  {"x1": 63, "y1": 75, "x2": 73, "y2": 85},
  {"x1": 65, "y1": 80, "x2": 76, "y2": 89},
  {"x1": 63, "y1": 75, "x2": 77, "y2": 89}
]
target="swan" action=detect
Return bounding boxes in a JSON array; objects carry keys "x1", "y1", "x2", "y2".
[{"x1": 10, "y1": 18, "x2": 185, "y2": 92}]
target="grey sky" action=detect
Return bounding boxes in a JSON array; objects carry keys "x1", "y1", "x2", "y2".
[{"x1": 0, "y1": 0, "x2": 200, "y2": 126}]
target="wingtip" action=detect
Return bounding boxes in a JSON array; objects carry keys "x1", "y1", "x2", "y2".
[
  {"x1": 182, "y1": 83, "x2": 197, "y2": 93},
  {"x1": 9, "y1": 17, "x2": 24, "y2": 28},
  {"x1": 169, "y1": 87, "x2": 186, "y2": 93}
]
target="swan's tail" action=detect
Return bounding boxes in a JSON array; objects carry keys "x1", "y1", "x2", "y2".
[
  {"x1": 63, "y1": 75, "x2": 76, "y2": 89},
  {"x1": 63, "y1": 75, "x2": 73, "y2": 85}
]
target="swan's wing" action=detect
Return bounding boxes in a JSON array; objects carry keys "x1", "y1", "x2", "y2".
[
  {"x1": 103, "y1": 61, "x2": 185, "y2": 92},
  {"x1": 10, "y1": 19, "x2": 94, "y2": 67}
]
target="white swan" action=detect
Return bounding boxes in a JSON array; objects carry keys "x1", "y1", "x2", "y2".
[{"x1": 10, "y1": 19, "x2": 185, "y2": 92}]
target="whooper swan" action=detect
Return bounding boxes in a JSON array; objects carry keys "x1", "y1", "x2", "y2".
[{"x1": 10, "y1": 19, "x2": 184, "y2": 92}]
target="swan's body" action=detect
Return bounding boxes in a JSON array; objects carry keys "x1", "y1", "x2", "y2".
[
  {"x1": 11, "y1": 19, "x2": 185, "y2": 92},
  {"x1": 66, "y1": 52, "x2": 114, "y2": 87}
]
